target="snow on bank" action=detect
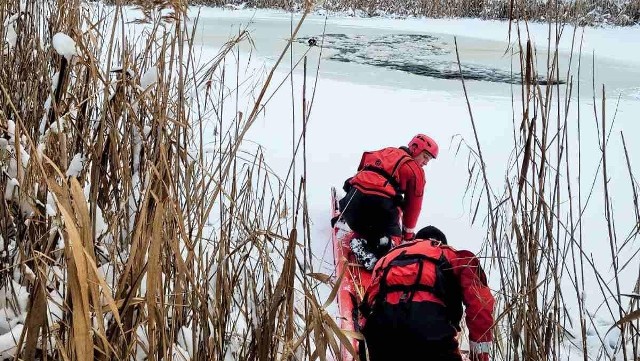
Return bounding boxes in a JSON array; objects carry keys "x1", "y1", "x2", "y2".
[
  {"x1": 184, "y1": 7, "x2": 640, "y2": 360},
  {"x1": 1, "y1": 3, "x2": 637, "y2": 359}
]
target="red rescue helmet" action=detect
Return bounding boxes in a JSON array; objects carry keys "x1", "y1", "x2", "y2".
[{"x1": 408, "y1": 134, "x2": 438, "y2": 159}]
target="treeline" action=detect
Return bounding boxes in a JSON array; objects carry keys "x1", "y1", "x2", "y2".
[{"x1": 184, "y1": 0, "x2": 640, "y2": 25}]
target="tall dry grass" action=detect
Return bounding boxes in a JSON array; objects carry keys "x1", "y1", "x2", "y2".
[
  {"x1": 2, "y1": 0, "x2": 639, "y2": 360},
  {"x1": 455, "y1": 7, "x2": 640, "y2": 361},
  {"x1": 0, "y1": 0, "x2": 340, "y2": 360},
  {"x1": 186, "y1": 0, "x2": 640, "y2": 25}
]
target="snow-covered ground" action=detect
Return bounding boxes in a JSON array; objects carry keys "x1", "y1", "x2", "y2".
[
  {"x1": 185, "y1": 7, "x2": 640, "y2": 360},
  {"x1": 1, "y1": 3, "x2": 638, "y2": 359},
  {"x1": 186, "y1": 6, "x2": 639, "y2": 265}
]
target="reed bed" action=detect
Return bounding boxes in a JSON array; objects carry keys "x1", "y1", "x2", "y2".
[
  {"x1": 0, "y1": 0, "x2": 337, "y2": 359},
  {"x1": 456, "y1": 14, "x2": 640, "y2": 361},
  {"x1": 1, "y1": 0, "x2": 639, "y2": 360},
  {"x1": 186, "y1": 0, "x2": 640, "y2": 26}
]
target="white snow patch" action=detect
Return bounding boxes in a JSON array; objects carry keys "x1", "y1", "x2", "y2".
[
  {"x1": 46, "y1": 191, "x2": 57, "y2": 216},
  {"x1": 47, "y1": 289, "x2": 64, "y2": 324},
  {"x1": 4, "y1": 178, "x2": 19, "y2": 200},
  {"x1": 4, "y1": 14, "x2": 20, "y2": 27},
  {"x1": 140, "y1": 66, "x2": 158, "y2": 90},
  {"x1": 6, "y1": 119, "x2": 15, "y2": 139},
  {"x1": 0, "y1": 308, "x2": 19, "y2": 334},
  {"x1": 224, "y1": 333, "x2": 242, "y2": 361},
  {"x1": 95, "y1": 205, "x2": 108, "y2": 236},
  {"x1": 135, "y1": 324, "x2": 149, "y2": 360},
  {"x1": 170, "y1": 344, "x2": 190, "y2": 360},
  {"x1": 177, "y1": 326, "x2": 194, "y2": 358},
  {"x1": 52, "y1": 32, "x2": 77, "y2": 59},
  {"x1": 21, "y1": 264, "x2": 36, "y2": 282},
  {"x1": 0, "y1": 324, "x2": 24, "y2": 358},
  {"x1": 48, "y1": 118, "x2": 65, "y2": 134},
  {"x1": 3, "y1": 12, "x2": 20, "y2": 48},
  {"x1": 4, "y1": 25, "x2": 17, "y2": 48},
  {"x1": 66, "y1": 153, "x2": 86, "y2": 177},
  {"x1": 50, "y1": 72, "x2": 60, "y2": 91},
  {"x1": 6, "y1": 281, "x2": 30, "y2": 313}
]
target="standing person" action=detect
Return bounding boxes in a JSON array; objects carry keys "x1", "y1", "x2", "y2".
[
  {"x1": 359, "y1": 226, "x2": 494, "y2": 361},
  {"x1": 337, "y1": 134, "x2": 438, "y2": 270}
]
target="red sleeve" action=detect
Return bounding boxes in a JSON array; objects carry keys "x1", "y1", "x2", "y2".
[
  {"x1": 397, "y1": 161, "x2": 425, "y2": 232},
  {"x1": 447, "y1": 249, "x2": 494, "y2": 344}
]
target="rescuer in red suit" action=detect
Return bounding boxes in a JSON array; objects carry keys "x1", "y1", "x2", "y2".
[
  {"x1": 338, "y1": 134, "x2": 439, "y2": 270},
  {"x1": 360, "y1": 226, "x2": 494, "y2": 361}
]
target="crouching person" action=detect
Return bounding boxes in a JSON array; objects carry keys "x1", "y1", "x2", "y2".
[
  {"x1": 338, "y1": 134, "x2": 439, "y2": 270},
  {"x1": 359, "y1": 226, "x2": 494, "y2": 361}
]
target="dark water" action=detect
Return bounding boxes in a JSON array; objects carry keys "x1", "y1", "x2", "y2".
[
  {"x1": 194, "y1": 10, "x2": 638, "y2": 98},
  {"x1": 298, "y1": 33, "x2": 564, "y2": 85}
]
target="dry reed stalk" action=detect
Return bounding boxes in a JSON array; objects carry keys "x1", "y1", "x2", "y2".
[
  {"x1": 454, "y1": 3, "x2": 640, "y2": 360},
  {"x1": 0, "y1": 0, "x2": 342, "y2": 359},
  {"x1": 185, "y1": 0, "x2": 639, "y2": 25}
]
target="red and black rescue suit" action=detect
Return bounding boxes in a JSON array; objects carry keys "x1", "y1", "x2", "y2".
[
  {"x1": 338, "y1": 146, "x2": 425, "y2": 256},
  {"x1": 359, "y1": 239, "x2": 494, "y2": 361}
]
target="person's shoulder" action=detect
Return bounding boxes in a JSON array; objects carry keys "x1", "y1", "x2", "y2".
[
  {"x1": 441, "y1": 245, "x2": 480, "y2": 261},
  {"x1": 398, "y1": 153, "x2": 422, "y2": 168},
  {"x1": 433, "y1": 243, "x2": 454, "y2": 257},
  {"x1": 401, "y1": 160, "x2": 425, "y2": 178},
  {"x1": 440, "y1": 244, "x2": 458, "y2": 251},
  {"x1": 383, "y1": 146, "x2": 404, "y2": 153},
  {"x1": 367, "y1": 146, "x2": 396, "y2": 154}
]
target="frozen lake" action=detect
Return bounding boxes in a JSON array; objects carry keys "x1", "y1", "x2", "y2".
[
  {"x1": 187, "y1": 7, "x2": 639, "y2": 260},
  {"x1": 192, "y1": 8, "x2": 640, "y2": 100}
]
